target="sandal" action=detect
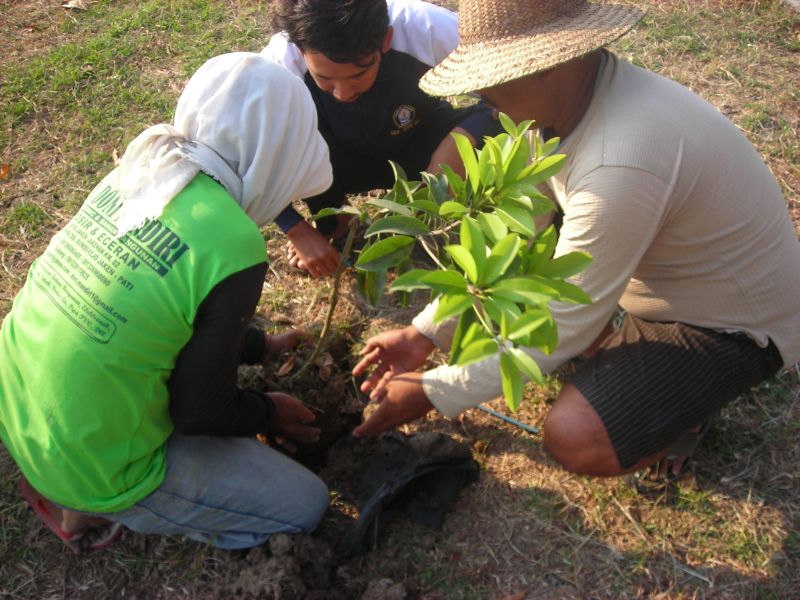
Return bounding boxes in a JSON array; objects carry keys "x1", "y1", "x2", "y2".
[{"x1": 19, "y1": 475, "x2": 123, "y2": 554}]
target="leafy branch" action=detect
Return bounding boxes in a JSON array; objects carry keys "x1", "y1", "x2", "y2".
[{"x1": 320, "y1": 114, "x2": 592, "y2": 410}]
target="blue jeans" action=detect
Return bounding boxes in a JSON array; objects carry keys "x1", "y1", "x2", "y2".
[{"x1": 107, "y1": 433, "x2": 329, "y2": 549}]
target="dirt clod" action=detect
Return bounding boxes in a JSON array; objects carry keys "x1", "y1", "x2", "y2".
[
  {"x1": 268, "y1": 533, "x2": 294, "y2": 557},
  {"x1": 229, "y1": 535, "x2": 338, "y2": 599},
  {"x1": 359, "y1": 578, "x2": 407, "y2": 600}
]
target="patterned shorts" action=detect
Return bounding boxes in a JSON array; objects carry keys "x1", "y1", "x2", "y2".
[{"x1": 568, "y1": 314, "x2": 783, "y2": 468}]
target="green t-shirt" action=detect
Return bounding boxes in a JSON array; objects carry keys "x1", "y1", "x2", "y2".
[{"x1": 0, "y1": 172, "x2": 266, "y2": 512}]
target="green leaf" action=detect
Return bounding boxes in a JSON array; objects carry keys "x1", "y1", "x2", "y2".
[
  {"x1": 501, "y1": 191, "x2": 533, "y2": 211},
  {"x1": 525, "y1": 225, "x2": 558, "y2": 273},
  {"x1": 541, "y1": 136, "x2": 560, "y2": 156},
  {"x1": 460, "y1": 216, "x2": 486, "y2": 276},
  {"x1": 445, "y1": 244, "x2": 478, "y2": 284},
  {"x1": 420, "y1": 269, "x2": 469, "y2": 294},
  {"x1": 532, "y1": 276, "x2": 593, "y2": 304},
  {"x1": 512, "y1": 311, "x2": 557, "y2": 354},
  {"x1": 488, "y1": 277, "x2": 560, "y2": 305},
  {"x1": 509, "y1": 347, "x2": 543, "y2": 384},
  {"x1": 460, "y1": 319, "x2": 488, "y2": 348},
  {"x1": 503, "y1": 134, "x2": 531, "y2": 182},
  {"x1": 538, "y1": 251, "x2": 592, "y2": 279},
  {"x1": 538, "y1": 317, "x2": 559, "y2": 354},
  {"x1": 366, "y1": 198, "x2": 413, "y2": 217},
  {"x1": 409, "y1": 198, "x2": 441, "y2": 216},
  {"x1": 476, "y1": 143, "x2": 494, "y2": 188},
  {"x1": 500, "y1": 352, "x2": 523, "y2": 411},
  {"x1": 477, "y1": 212, "x2": 508, "y2": 243},
  {"x1": 481, "y1": 233, "x2": 521, "y2": 285},
  {"x1": 398, "y1": 176, "x2": 420, "y2": 203},
  {"x1": 356, "y1": 269, "x2": 387, "y2": 306},
  {"x1": 498, "y1": 112, "x2": 517, "y2": 136},
  {"x1": 483, "y1": 137, "x2": 505, "y2": 189},
  {"x1": 389, "y1": 268, "x2": 433, "y2": 292},
  {"x1": 389, "y1": 160, "x2": 408, "y2": 183},
  {"x1": 313, "y1": 205, "x2": 362, "y2": 219},
  {"x1": 498, "y1": 187, "x2": 555, "y2": 216},
  {"x1": 433, "y1": 292, "x2": 473, "y2": 323},
  {"x1": 385, "y1": 161, "x2": 422, "y2": 204},
  {"x1": 452, "y1": 131, "x2": 480, "y2": 193},
  {"x1": 482, "y1": 295, "x2": 522, "y2": 327},
  {"x1": 449, "y1": 309, "x2": 477, "y2": 365},
  {"x1": 440, "y1": 164, "x2": 465, "y2": 199},
  {"x1": 420, "y1": 171, "x2": 450, "y2": 205},
  {"x1": 364, "y1": 215, "x2": 430, "y2": 237},
  {"x1": 507, "y1": 309, "x2": 551, "y2": 341},
  {"x1": 495, "y1": 205, "x2": 536, "y2": 237},
  {"x1": 439, "y1": 201, "x2": 468, "y2": 217},
  {"x1": 515, "y1": 119, "x2": 535, "y2": 137},
  {"x1": 355, "y1": 236, "x2": 414, "y2": 272},
  {"x1": 457, "y1": 338, "x2": 499, "y2": 366},
  {"x1": 517, "y1": 153, "x2": 566, "y2": 185}
]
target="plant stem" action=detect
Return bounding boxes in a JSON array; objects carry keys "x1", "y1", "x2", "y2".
[
  {"x1": 427, "y1": 221, "x2": 460, "y2": 237},
  {"x1": 472, "y1": 299, "x2": 495, "y2": 335},
  {"x1": 419, "y1": 235, "x2": 447, "y2": 269},
  {"x1": 291, "y1": 218, "x2": 359, "y2": 382}
]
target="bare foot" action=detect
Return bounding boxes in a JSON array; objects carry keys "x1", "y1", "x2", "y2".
[
  {"x1": 60, "y1": 507, "x2": 122, "y2": 553},
  {"x1": 648, "y1": 423, "x2": 704, "y2": 481}
]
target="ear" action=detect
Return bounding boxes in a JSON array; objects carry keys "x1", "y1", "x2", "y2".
[{"x1": 381, "y1": 26, "x2": 393, "y2": 53}]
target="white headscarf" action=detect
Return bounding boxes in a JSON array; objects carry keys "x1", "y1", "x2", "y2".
[{"x1": 115, "y1": 52, "x2": 332, "y2": 236}]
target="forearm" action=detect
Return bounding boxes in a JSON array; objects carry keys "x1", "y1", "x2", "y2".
[
  {"x1": 173, "y1": 387, "x2": 276, "y2": 437},
  {"x1": 275, "y1": 205, "x2": 304, "y2": 234},
  {"x1": 169, "y1": 262, "x2": 276, "y2": 436},
  {"x1": 411, "y1": 298, "x2": 458, "y2": 351},
  {"x1": 240, "y1": 327, "x2": 268, "y2": 365},
  {"x1": 420, "y1": 300, "x2": 614, "y2": 418},
  {"x1": 420, "y1": 167, "x2": 672, "y2": 418}
]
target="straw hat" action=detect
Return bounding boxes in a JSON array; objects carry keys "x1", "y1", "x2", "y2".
[{"x1": 419, "y1": 0, "x2": 645, "y2": 96}]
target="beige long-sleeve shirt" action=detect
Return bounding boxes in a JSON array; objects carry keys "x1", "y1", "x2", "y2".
[{"x1": 414, "y1": 51, "x2": 800, "y2": 418}]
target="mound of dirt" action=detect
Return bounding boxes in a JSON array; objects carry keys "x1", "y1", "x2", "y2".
[
  {"x1": 228, "y1": 534, "x2": 339, "y2": 599},
  {"x1": 239, "y1": 323, "x2": 367, "y2": 468}
]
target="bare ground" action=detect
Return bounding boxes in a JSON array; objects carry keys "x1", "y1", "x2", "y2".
[{"x1": 1, "y1": 1, "x2": 799, "y2": 599}]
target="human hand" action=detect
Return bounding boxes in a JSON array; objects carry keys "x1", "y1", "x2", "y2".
[
  {"x1": 264, "y1": 328, "x2": 312, "y2": 359},
  {"x1": 426, "y1": 126, "x2": 475, "y2": 177},
  {"x1": 352, "y1": 325, "x2": 435, "y2": 401},
  {"x1": 286, "y1": 220, "x2": 340, "y2": 277},
  {"x1": 268, "y1": 392, "x2": 320, "y2": 452},
  {"x1": 352, "y1": 372, "x2": 434, "y2": 437}
]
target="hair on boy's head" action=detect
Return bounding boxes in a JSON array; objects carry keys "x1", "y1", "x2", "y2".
[{"x1": 273, "y1": 0, "x2": 390, "y2": 64}]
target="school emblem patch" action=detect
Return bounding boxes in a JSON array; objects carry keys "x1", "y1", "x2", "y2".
[{"x1": 392, "y1": 104, "x2": 416, "y2": 128}]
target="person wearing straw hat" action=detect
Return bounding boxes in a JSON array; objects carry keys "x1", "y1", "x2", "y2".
[
  {"x1": 351, "y1": 0, "x2": 800, "y2": 482},
  {"x1": 262, "y1": 0, "x2": 501, "y2": 278},
  {"x1": 0, "y1": 53, "x2": 333, "y2": 552}
]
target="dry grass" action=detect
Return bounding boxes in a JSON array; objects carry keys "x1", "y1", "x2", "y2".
[{"x1": 1, "y1": 1, "x2": 799, "y2": 599}]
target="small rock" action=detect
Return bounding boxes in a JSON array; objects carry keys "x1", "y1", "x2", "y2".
[
  {"x1": 360, "y1": 578, "x2": 406, "y2": 600},
  {"x1": 419, "y1": 533, "x2": 437, "y2": 549},
  {"x1": 269, "y1": 533, "x2": 294, "y2": 557}
]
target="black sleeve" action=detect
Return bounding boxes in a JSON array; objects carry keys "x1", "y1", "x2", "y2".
[
  {"x1": 168, "y1": 262, "x2": 275, "y2": 437},
  {"x1": 241, "y1": 326, "x2": 268, "y2": 365}
]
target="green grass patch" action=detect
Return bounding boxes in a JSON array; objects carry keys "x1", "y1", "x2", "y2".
[
  {"x1": 1, "y1": 202, "x2": 50, "y2": 237},
  {"x1": 0, "y1": 0, "x2": 272, "y2": 211}
]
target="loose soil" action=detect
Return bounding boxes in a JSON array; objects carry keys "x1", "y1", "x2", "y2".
[{"x1": 2, "y1": 1, "x2": 799, "y2": 598}]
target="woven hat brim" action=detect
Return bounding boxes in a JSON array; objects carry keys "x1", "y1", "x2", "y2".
[{"x1": 420, "y1": 4, "x2": 645, "y2": 97}]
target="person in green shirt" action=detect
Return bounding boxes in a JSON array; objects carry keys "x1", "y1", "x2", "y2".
[{"x1": 0, "y1": 52, "x2": 334, "y2": 552}]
